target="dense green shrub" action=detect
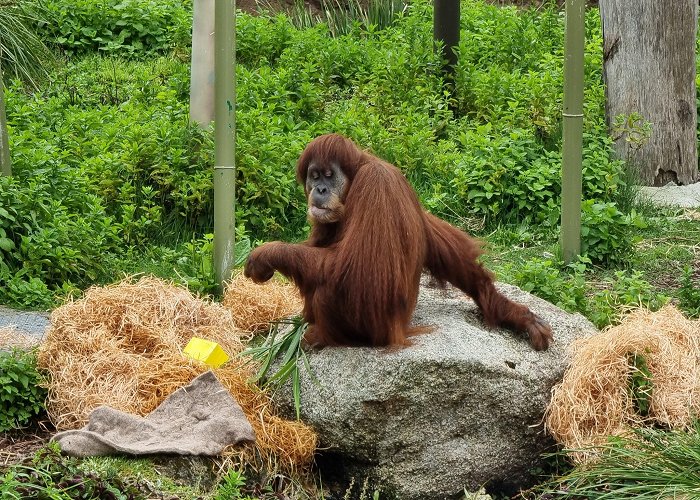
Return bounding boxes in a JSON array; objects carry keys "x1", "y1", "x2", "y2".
[
  {"x1": 448, "y1": 125, "x2": 556, "y2": 221},
  {"x1": 580, "y1": 201, "x2": 646, "y2": 265},
  {"x1": 6, "y1": 64, "x2": 214, "y2": 239},
  {"x1": 0, "y1": 166, "x2": 118, "y2": 306},
  {"x1": 505, "y1": 257, "x2": 588, "y2": 313},
  {"x1": 236, "y1": 13, "x2": 295, "y2": 67},
  {"x1": 35, "y1": 0, "x2": 190, "y2": 56},
  {"x1": 15, "y1": 1, "x2": 624, "y2": 241},
  {"x1": 43, "y1": 55, "x2": 190, "y2": 106},
  {"x1": 0, "y1": 349, "x2": 47, "y2": 431}
]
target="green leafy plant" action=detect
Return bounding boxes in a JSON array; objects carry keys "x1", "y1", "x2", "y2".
[
  {"x1": 505, "y1": 256, "x2": 588, "y2": 313},
  {"x1": 612, "y1": 112, "x2": 653, "y2": 150},
  {"x1": 0, "y1": 166, "x2": 118, "y2": 307},
  {"x1": 678, "y1": 266, "x2": 700, "y2": 318},
  {"x1": 1, "y1": 0, "x2": 651, "y2": 310},
  {"x1": 627, "y1": 351, "x2": 653, "y2": 417},
  {"x1": 580, "y1": 201, "x2": 646, "y2": 265},
  {"x1": 214, "y1": 469, "x2": 258, "y2": 500},
  {"x1": 0, "y1": 348, "x2": 47, "y2": 431},
  {"x1": 176, "y1": 234, "x2": 251, "y2": 295},
  {"x1": 0, "y1": 273, "x2": 58, "y2": 310},
  {"x1": 588, "y1": 270, "x2": 667, "y2": 328},
  {"x1": 242, "y1": 316, "x2": 313, "y2": 419},
  {"x1": 35, "y1": 0, "x2": 190, "y2": 56}
]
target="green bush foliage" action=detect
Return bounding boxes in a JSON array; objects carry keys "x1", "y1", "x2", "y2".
[
  {"x1": 587, "y1": 270, "x2": 668, "y2": 328},
  {"x1": 0, "y1": 165, "x2": 118, "y2": 308},
  {"x1": 18, "y1": 0, "x2": 623, "y2": 237},
  {"x1": 580, "y1": 201, "x2": 646, "y2": 265},
  {"x1": 505, "y1": 257, "x2": 588, "y2": 313},
  {"x1": 0, "y1": 348, "x2": 47, "y2": 431},
  {"x1": 502, "y1": 257, "x2": 666, "y2": 329},
  {"x1": 35, "y1": 0, "x2": 190, "y2": 56}
]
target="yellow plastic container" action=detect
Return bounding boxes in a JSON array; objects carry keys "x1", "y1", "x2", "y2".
[{"x1": 183, "y1": 337, "x2": 229, "y2": 368}]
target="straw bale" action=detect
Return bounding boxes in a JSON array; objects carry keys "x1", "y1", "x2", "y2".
[
  {"x1": 223, "y1": 272, "x2": 302, "y2": 333},
  {"x1": 545, "y1": 305, "x2": 700, "y2": 462},
  {"x1": 37, "y1": 276, "x2": 316, "y2": 470},
  {"x1": 0, "y1": 326, "x2": 40, "y2": 350}
]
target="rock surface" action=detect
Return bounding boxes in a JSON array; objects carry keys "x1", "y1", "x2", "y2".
[
  {"x1": 0, "y1": 306, "x2": 49, "y2": 341},
  {"x1": 275, "y1": 280, "x2": 596, "y2": 500},
  {"x1": 639, "y1": 182, "x2": 700, "y2": 208}
]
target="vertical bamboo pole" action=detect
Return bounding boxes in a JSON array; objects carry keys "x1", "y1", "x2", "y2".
[
  {"x1": 561, "y1": 0, "x2": 585, "y2": 263},
  {"x1": 213, "y1": 0, "x2": 236, "y2": 288}
]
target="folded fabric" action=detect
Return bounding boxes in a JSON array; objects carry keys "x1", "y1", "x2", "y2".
[{"x1": 53, "y1": 370, "x2": 255, "y2": 457}]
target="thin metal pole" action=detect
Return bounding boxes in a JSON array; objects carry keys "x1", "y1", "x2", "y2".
[
  {"x1": 213, "y1": 0, "x2": 236, "y2": 288},
  {"x1": 561, "y1": 0, "x2": 585, "y2": 263}
]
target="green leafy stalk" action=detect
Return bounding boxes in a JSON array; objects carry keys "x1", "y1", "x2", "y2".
[
  {"x1": 241, "y1": 316, "x2": 314, "y2": 419},
  {"x1": 627, "y1": 351, "x2": 653, "y2": 417}
]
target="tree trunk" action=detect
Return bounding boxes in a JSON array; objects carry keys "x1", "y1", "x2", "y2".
[
  {"x1": 600, "y1": 1, "x2": 699, "y2": 186},
  {"x1": 0, "y1": 61, "x2": 12, "y2": 177},
  {"x1": 434, "y1": 0, "x2": 460, "y2": 77},
  {"x1": 189, "y1": 0, "x2": 216, "y2": 127}
]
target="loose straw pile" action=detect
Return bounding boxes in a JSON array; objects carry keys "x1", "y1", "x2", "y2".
[
  {"x1": 37, "y1": 276, "x2": 315, "y2": 470},
  {"x1": 546, "y1": 305, "x2": 700, "y2": 462},
  {"x1": 223, "y1": 271, "x2": 302, "y2": 333}
]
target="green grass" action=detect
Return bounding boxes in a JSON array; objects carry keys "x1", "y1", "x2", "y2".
[
  {"x1": 631, "y1": 210, "x2": 698, "y2": 281},
  {"x1": 531, "y1": 422, "x2": 700, "y2": 499},
  {"x1": 0, "y1": 442, "x2": 327, "y2": 499},
  {"x1": 484, "y1": 200, "x2": 697, "y2": 328},
  {"x1": 274, "y1": 0, "x2": 409, "y2": 37},
  {"x1": 0, "y1": 0, "x2": 54, "y2": 83}
]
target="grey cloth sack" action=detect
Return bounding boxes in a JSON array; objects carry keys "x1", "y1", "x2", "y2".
[{"x1": 53, "y1": 370, "x2": 255, "y2": 457}]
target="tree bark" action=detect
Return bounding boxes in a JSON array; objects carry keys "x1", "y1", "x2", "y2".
[{"x1": 600, "y1": 1, "x2": 699, "y2": 186}]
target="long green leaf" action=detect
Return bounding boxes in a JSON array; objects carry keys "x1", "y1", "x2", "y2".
[
  {"x1": 240, "y1": 316, "x2": 313, "y2": 419},
  {"x1": 0, "y1": 2, "x2": 54, "y2": 85},
  {"x1": 292, "y1": 364, "x2": 301, "y2": 419}
]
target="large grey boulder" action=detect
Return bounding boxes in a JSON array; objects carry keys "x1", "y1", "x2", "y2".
[{"x1": 275, "y1": 280, "x2": 596, "y2": 500}]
